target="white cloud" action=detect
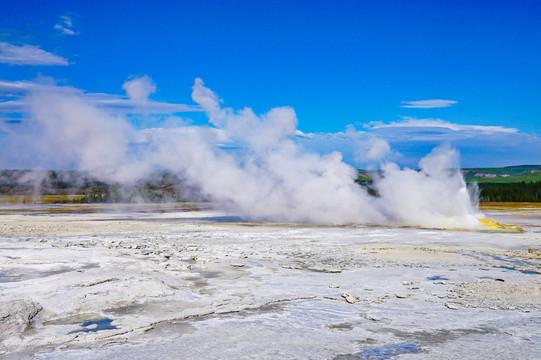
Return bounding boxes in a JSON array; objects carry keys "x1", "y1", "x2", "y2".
[
  {"x1": 0, "y1": 79, "x2": 201, "y2": 115},
  {"x1": 123, "y1": 76, "x2": 156, "y2": 102},
  {"x1": 2, "y1": 76, "x2": 539, "y2": 173},
  {"x1": 401, "y1": 99, "x2": 458, "y2": 108},
  {"x1": 295, "y1": 117, "x2": 539, "y2": 168},
  {"x1": 0, "y1": 42, "x2": 69, "y2": 66},
  {"x1": 55, "y1": 15, "x2": 78, "y2": 35},
  {"x1": 368, "y1": 117, "x2": 518, "y2": 134}
]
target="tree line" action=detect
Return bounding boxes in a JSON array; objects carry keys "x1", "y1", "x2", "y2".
[{"x1": 478, "y1": 181, "x2": 541, "y2": 202}]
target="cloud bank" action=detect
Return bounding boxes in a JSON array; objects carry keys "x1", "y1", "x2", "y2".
[
  {"x1": 368, "y1": 117, "x2": 518, "y2": 134},
  {"x1": 0, "y1": 42, "x2": 69, "y2": 66},
  {"x1": 297, "y1": 117, "x2": 538, "y2": 168},
  {"x1": 401, "y1": 99, "x2": 458, "y2": 108},
  {"x1": 0, "y1": 79, "x2": 201, "y2": 115},
  {"x1": 3, "y1": 78, "x2": 537, "y2": 170}
]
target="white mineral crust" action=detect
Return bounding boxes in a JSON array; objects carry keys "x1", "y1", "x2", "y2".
[{"x1": 0, "y1": 203, "x2": 540, "y2": 359}]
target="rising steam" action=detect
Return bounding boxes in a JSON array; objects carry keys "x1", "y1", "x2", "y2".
[{"x1": 13, "y1": 77, "x2": 483, "y2": 228}]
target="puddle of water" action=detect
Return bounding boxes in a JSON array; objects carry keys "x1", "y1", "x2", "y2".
[
  {"x1": 334, "y1": 343, "x2": 420, "y2": 360},
  {"x1": 489, "y1": 254, "x2": 533, "y2": 266},
  {"x1": 499, "y1": 266, "x2": 539, "y2": 274},
  {"x1": 70, "y1": 318, "x2": 117, "y2": 333},
  {"x1": 427, "y1": 276, "x2": 448, "y2": 281},
  {"x1": 474, "y1": 253, "x2": 538, "y2": 270}
]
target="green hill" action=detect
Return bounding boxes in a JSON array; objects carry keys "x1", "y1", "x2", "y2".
[
  {"x1": 462, "y1": 165, "x2": 541, "y2": 184},
  {"x1": 356, "y1": 165, "x2": 541, "y2": 184}
]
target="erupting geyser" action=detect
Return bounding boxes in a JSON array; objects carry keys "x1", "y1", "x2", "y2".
[{"x1": 16, "y1": 77, "x2": 483, "y2": 228}]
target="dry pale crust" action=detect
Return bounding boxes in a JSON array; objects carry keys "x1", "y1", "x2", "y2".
[
  {"x1": 451, "y1": 281, "x2": 541, "y2": 309},
  {"x1": 0, "y1": 215, "x2": 195, "y2": 236},
  {"x1": 355, "y1": 246, "x2": 477, "y2": 263}
]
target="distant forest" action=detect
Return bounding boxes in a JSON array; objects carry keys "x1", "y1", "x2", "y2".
[
  {"x1": 477, "y1": 182, "x2": 541, "y2": 202},
  {"x1": 1, "y1": 166, "x2": 540, "y2": 204},
  {"x1": 0, "y1": 170, "x2": 204, "y2": 204},
  {"x1": 461, "y1": 165, "x2": 540, "y2": 202}
]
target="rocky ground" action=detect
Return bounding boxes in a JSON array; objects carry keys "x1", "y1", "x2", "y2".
[{"x1": 0, "y1": 204, "x2": 540, "y2": 359}]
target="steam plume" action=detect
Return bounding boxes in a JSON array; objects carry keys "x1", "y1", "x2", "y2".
[
  {"x1": 11, "y1": 77, "x2": 482, "y2": 228},
  {"x1": 374, "y1": 145, "x2": 481, "y2": 228}
]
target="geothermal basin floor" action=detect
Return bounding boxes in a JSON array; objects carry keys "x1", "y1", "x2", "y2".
[{"x1": 0, "y1": 204, "x2": 540, "y2": 359}]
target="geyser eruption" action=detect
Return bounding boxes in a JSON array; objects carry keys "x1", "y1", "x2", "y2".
[
  {"x1": 168, "y1": 78, "x2": 385, "y2": 224},
  {"x1": 176, "y1": 78, "x2": 481, "y2": 227},
  {"x1": 374, "y1": 145, "x2": 481, "y2": 228},
  {"x1": 17, "y1": 77, "x2": 482, "y2": 228}
]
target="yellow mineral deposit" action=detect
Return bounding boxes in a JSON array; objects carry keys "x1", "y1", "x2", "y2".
[{"x1": 477, "y1": 218, "x2": 524, "y2": 233}]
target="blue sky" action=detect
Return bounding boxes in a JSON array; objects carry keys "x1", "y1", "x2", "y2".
[{"x1": 1, "y1": 0, "x2": 540, "y2": 168}]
